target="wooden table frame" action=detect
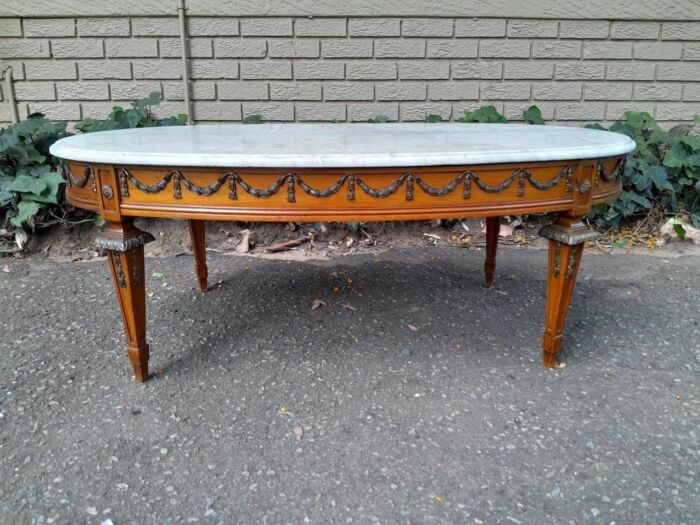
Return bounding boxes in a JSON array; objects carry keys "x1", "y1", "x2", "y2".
[{"x1": 62, "y1": 155, "x2": 624, "y2": 381}]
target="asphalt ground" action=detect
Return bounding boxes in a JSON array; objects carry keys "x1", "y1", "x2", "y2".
[{"x1": 0, "y1": 246, "x2": 698, "y2": 524}]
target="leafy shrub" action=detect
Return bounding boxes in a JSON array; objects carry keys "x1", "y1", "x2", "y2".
[
  {"x1": 0, "y1": 114, "x2": 68, "y2": 230},
  {"x1": 588, "y1": 112, "x2": 700, "y2": 228},
  {"x1": 76, "y1": 92, "x2": 187, "y2": 133},
  {"x1": 455, "y1": 105, "x2": 544, "y2": 124},
  {"x1": 368, "y1": 115, "x2": 390, "y2": 123},
  {"x1": 1, "y1": 92, "x2": 189, "y2": 250},
  {"x1": 457, "y1": 105, "x2": 508, "y2": 123},
  {"x1": 242, "y1": 114, "x2": 263, "y2": 124},
  {"x1": 522, "y1": 105, "x2": 545, "y2": 125}
]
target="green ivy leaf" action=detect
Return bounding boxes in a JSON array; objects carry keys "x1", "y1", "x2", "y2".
[
  {"x1": 522, "y1": 105, "x2": 544, "y2": 125},
  {"x1": 649, "y1": 128, "x2": 672, "y2": 145},
  {"x1": 242, "y1": 115, "x2": 263, "y2": 124},
  {"x1": 74, "y1": 118, "x2": 98, "y2": 132},
  {"x1": 368, "y1": 115, "x2": 390, "y2": 123},
  {"x1": 645, "y1": 165, "x2": 674, "y2": 192},
  {"x1": 691, "y1": 212, "x2": 700, "y2": 228},
  {"x1": 0, "y1": 174, "x2": 15, "y2": 204},
  {"x1": 8, "y1": 175, "x2": 48, "y2": 196},
  {"x1": 457, "y1": 106, "x2": 507, "y2": 123},
  {"x1": 631, "y1": 172, "x2": 651, "y2": 192},
  {"x1": 663, "y1": 143, "x2": 692, "y2": 168},
  {"x1": 668, "y1": 124, "x2": 694, "y2": 137},
  {"x1": 24, "y1": 147, "x2": 46, "y2": 165},
  {"x1": 669, "y1": 218, "x2": 687, "y2": 240},
  {"x1": 628, "y1": 192, "x2": 652, "y2": 209},
  {"x1": 132, "y1": 92, "x2": 162, "y2": 109},
  {"x1": 681, "y1": 136, "x2": 700, "y2": 151},
  {"x1": 21, "y1": 171, "x2": 65, "y2": 204},
  {"x1": 9, "y1": 200, "x2": 41, "y2": 227},
  {"x1": 603, "y1": 208, "x2": 620, "y2": 220},
  {"x1": 426, "y1": 114, "x2": 443, "y2": 123},
  {"x1": 126, "y1": 110, "x2": 143, "y2": 128},
  {"x1": 625, "y1": 111, "x2": 659, "y2": 131},
  {"x1": 685, "y1": 153, "x2": 700, "y2": 167}
]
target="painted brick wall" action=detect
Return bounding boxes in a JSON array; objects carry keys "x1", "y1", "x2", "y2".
[{"x1": 1, "y1": 13, "x2": 700, "y2": 127}]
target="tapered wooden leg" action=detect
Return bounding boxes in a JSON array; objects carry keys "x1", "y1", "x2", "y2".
[
  {"x1": 539, "y1": 215, "x2": 600, "y2": 367},
  {"x1": 97, "y1": 220, "x2": 155, "y2": 382},
  {"x1": 542, "y1": 240, "x2": 583, "y2": 366},
  {"x1": 484, "y1": 216, "x2": 500, "y2": 287},
  {"x1": 188, "y1": 219, "x2": 208, "y2": 292}
]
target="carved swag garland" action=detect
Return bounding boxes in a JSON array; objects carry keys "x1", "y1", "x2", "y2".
[{"x1": 63, "y1": 158, "x2": 625, "y2": 203}]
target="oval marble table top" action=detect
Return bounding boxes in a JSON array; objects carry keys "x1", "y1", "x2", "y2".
[{"x1": 50, "y1": 123, "x2": 635, "y2": 169}]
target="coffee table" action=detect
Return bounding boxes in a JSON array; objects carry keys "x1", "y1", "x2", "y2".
[{"x1": 50, "y1": 123, "x2": 635, "y2": 381}]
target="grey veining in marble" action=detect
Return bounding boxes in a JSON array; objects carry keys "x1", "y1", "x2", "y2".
[{"x1": 50, "y1": 123, "x2": 635, "y2": 168}]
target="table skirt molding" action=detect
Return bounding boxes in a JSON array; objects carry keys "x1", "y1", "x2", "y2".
[{"x1": 61, "y1": 157, "x2": 624, "y2": 222}]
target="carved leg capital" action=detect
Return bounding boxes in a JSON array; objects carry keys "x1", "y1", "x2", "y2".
[
  {"x1": 95, "y1": 220, "x2": 155, "y2": 252},
  {"x1": 539, "y1": 215, "x2": 601, "y2": 246}
]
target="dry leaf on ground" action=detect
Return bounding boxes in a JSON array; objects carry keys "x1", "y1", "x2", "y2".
[
  {"x1": 236, "y1": 229, "x2": 251, "y2": 253},
  {"x1": 263, "y1": 234, "x2": 314, "y2": 253},
  {"x1": 498, "y1": 224, "x2": 514, "y2": 237},
  {"x1": 311, "y1": 299, "x2": 326, "y2": 310}
]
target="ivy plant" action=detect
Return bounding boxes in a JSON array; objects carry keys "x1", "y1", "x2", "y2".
[
  {"x1": 588, "y1": 112, "x2": 700, "y2": 228},
  {"x1": 0, "y1": 114, "x2": 68, "y2": 230},
  {"x1": 522, "y1": 105, "x2": 545, "y2": 125},
  {"x1": 368, "y1": 115, "x2": 390, "y2": 123},
  {"x1": 1, "y1": 92, "x2": 190, "y2": 250},
  {"x1": 75, "y1": 92, "x2": 187, "y2": 133},
  {"x1": 242, "y1": 114, "x2": 263, "y2": 124},
  {"x1": 456, "y1": 105, "x2": 544, "y2": 125},
  {"x1": 457, "y1": 106, "x2": 508, "y2": 123}
]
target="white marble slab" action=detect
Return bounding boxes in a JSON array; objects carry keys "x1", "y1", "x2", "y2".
[{"x1": 50, "y1": 123, "x2": 635, "y2": 168}]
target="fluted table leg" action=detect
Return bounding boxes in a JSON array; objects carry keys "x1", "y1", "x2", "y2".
[
  {"x1": 96, "y1": 219, "x2": 155, "y2": 382},
  {"x1": 539, "y1": 215, "x2": 601, "y2": 367}
]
